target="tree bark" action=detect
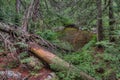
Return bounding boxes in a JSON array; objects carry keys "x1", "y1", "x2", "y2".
[
  {"x1": 14, "y1": 0, "x2": 21, "y2": 26},
  {"x1": 32, "y1": 0, "x2": 40, "y2": 21},
  {"x1": 96, "y1": 0, "x2": 104, "y2": 41},
  {"x1": 109, "y1": 0, "x2": 115, "y2": 42},
  {"x1": 16, "y1": 0, "x2": 21, "y2": 13},
  {"x1": 21, "y1": 0, "x2": 34, "y2": 32}
]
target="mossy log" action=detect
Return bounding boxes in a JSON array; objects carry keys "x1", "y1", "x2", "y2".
[
  {"x1": 58, "y1": 27, "x2": 96, "y2": 50},
  {"x1": 28, "y1": 42, "x2": 95, "y2": 80}
]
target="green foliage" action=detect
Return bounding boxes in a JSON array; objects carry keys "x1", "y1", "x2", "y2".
[
  {"x1": 96, "y1": 40, "x2": 120, "y2": 53},
  {"x1": 57, "y1": 41, "x2": 73, "y2": 50},
  {"x1": 82, "y1": 35, "x2": 97, "y2": 51},
  {"x1": 58, "y1": 16, "x2": 75, "y2": 26},
  {"x1": 36, "y1": 30, "x2": 58, "y2": 41},
  {"x1": 6, "y1": 60, "x2": 19, "y2": 69},
  {"x1": 0, "y1": 49, "x2": 4, "y2": 52},
  {"x1": 1, "y1": 0, "x2": 120, "y2": 79},
  {"x1": 20, "y1": 55, "x2": 43, "y2": 73},
  {"x1": 19, "y1": 52, "x2": 29, "y2": 59},
  {"x1": 103, "y1": 51, "x2": 120, "y2": 79},
  {"x1": 36, "y1": 29, "x2": 73, "y2": 50},
  {"x1": 15, "y1": 42, "x2": 28, "y2": 48},
  {"x1": 20, "y1": 52, "x2": 31, "y2": 66},
  {"x1": 56, "y1": 51, "x2": 95, "y2": 79},
  {"x1": 21, "y1": 57, "x2": 32, "y2": 64},
  {"x1": 56, "y1": 70, "x2": 79, "y2": 80},
  {"x1": 96, "y1": 40, "x2": 120, "y2": 79},
  {"x1": 57, "y1": 38, "x2": 120, "y2": 79}
]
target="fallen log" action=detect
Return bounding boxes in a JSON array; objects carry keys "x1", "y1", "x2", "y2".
[
  {"x1": 28, "y1": 42, "x2": 95, "y2": 80},
  {"x1": 0, "y1": 22, "x2": 95, "y2": 80}
]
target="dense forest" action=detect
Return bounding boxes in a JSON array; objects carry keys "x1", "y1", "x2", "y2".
[{"x1": 0, "y1": 0, "x2": 120, "y2": 80}]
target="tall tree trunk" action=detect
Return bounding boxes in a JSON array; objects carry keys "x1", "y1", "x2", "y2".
[
  {"x1": 96, "y1": 0, "x2": 104, "y2": 41},
  {"x1": 109, "y1": 0, "x2": 115, "y2": 42},
  {"x1": 21, "y1": 0, "x2": 40, "y2": 32},
  {"x1": 32, "y1": 0, "x2": 40, "y2": 21},
  {"x1": 16, "y1": 0, "x2": 20, "y2": 13},
  {"x1": 0, "y1": 1, "x2": 4, "y2": 21},
  {"x1": 15, "y1": 0, "x2": 21, "y2": 26},
  {"x1": 21, "y1": 0, "x2": 34, "y2": 32}
]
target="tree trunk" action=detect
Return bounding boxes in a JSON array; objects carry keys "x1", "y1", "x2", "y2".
[
  {"x1": 14, "y1": 0, "x2": 21, "y2": 26},
  {"x1": 0, "y1": 1, "x2": 4, "y2": 21},
  {"x1": 96, "y1": 0, "x2": 104, "y2": 41},
  {"x1": 21, "y1": 0, "x2": 34, "y2": 32},
  {"x1": 32, "y1": 0, "x2": 40, "y2": 21},
  {"x1": 16, "y1": 0, "x2": 20, "y2": 13},
  {"x1": 109, "y1": 0, "x2": 115, "y2": 42}
]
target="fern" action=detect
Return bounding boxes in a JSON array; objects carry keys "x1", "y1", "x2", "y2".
[
  {"x1": 15, "y1": 42, "x2": 28, "y2": 48},
  {"x1": 82, "y1": 35, "x2": 97, "y2": 51}
]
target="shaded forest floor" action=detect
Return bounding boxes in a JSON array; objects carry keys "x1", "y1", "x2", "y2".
[
  {"x1": 0, "y1": 46, "x2": 119, "y2": 80},
  {"x1": 0, "y1": 51, "x2": 57, "y2": 80},
  {"x1": 0, "y1": 22, "x2": 119, "y2": 80}
]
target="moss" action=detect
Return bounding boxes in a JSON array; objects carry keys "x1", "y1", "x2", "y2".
[{"x1": 58, "y1": 27, "x2": 95, "y2": 50}]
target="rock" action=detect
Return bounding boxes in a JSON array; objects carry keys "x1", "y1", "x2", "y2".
[{"x1": 0, "y1": 70, "x2": 22, "y2": 79}]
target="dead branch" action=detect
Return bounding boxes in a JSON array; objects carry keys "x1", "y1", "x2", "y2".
[
  {"x1": 0, "y1": 15, "x2": 94, "y2": 79},
  {"x1": 0, "y1": 22, "x2": 73, "y2": 53}
]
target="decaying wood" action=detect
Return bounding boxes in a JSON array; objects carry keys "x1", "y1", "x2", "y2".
[
  {"x1": 0, "y1": 22, "x2": 74, "y2": 53},
  {"x1": 0, "y1": 22, "x2": 95, "y2": 79},
  {"x1": 28, "y1": 42, "x2": 95, "y2": 80}
]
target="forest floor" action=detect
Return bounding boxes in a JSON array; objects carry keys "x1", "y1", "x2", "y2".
[
  {"x1": 0, "y1": 45, "x2": 119, "y2": 80},
  {"x1": 0, "y1": 52, "x2": 57, "y2": 80},
  {"x1": 0, "y1": 47, "x2": 104, "y2": 80}
]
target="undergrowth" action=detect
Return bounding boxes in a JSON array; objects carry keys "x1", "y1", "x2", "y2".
[
  {"x1": 55, "y1": 38, "x2": 119, "y2": 80},
  {"x1": 35, "y1": 29, "x2": 120, "y2": 80}
]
